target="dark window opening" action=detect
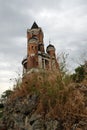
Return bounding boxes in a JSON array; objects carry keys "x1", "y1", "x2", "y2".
[
  {"x1": 42, "y1": 59, "x2": 44, "y2": 69},
  {"x1": 32, "y1": 46, "x2": 34, "y2": 50}
]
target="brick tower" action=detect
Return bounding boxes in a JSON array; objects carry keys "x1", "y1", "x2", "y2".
[
  {"x1": 27, "y1": 22, "x2": 44, "y2": 69},
  {"x1": 22, "y1": 22, "x2": 58, "y2": 74}
]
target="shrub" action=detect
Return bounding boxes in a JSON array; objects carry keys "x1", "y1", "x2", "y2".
[
  {"x1": 71, "y1": 65, "x2": 85, "y2": 82},
  {"x1": 0, "y1": 103, "x2": 4, "y2": 108},
  {"x1": 6, "y1": 70, "x2": 87, "y2": 129}
]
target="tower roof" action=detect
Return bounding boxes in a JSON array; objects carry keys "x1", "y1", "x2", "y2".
[
  {"x1": 46, "y1": 44, "x2": 55, "y2": 52},
  {"x1": 31, "y1": 22, "x2": 39, "y2": 29},
  {"x1": 47, "y1": 44, "x2": 55, "y2": 49}
]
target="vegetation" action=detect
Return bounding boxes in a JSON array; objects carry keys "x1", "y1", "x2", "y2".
[
  {"x1": 71, "y1": 63, "x2": 86, "y2": 82},
  {"x1": 1, "y1": 58, "x2": 87, "y2": 129},
  {"x1": 0, "y1": 89, "x2": 13, "y2": 119},
  {"x1": 1, "y1": 90, "x2": 13, "y2": 99},
  {"x1": 0, "y1": 113, "x2": 3, "y2": 119},
  {"x1": 0, "y1": 103, "x2": 4, "y2": 108},
  {"x1": 57, "y1": 52, "x2": 69, "y2": 75},
  {"x1": 0, "y1": 103, "x2": 4, "y2": 119},
  {"x1": 7, "y1": 70, "x2": 87, "y2": 129},
  {"x1": 0, "y1": 90, "x2": 13, "y2": 104}
]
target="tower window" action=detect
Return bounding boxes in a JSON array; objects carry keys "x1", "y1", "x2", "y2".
[
  {"x1": 32, "y1": 46, "x2": 34, "y2": 50},
  {"x1": 35, "y1": 46, "x2": 37, "y2": 50}
]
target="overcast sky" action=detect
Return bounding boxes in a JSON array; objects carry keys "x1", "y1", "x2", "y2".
[{"x1": 0, "y1": 0, "x2": 87, "y2": 96}]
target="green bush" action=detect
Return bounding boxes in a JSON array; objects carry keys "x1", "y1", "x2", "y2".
[
  {"x1": 0, "y1": 111, "x2": 3, "y2": 118},
  {"x1": 71, "y1": 65, "x2": 85, "y2": 82},
  {"x1": 0, "y1": 103, "x2": 4, "y2": 108}
]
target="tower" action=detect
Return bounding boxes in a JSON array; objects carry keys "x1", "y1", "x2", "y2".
[
  {"x1": 27, "y1": 22, "x2": 44, "y2": 69},
  {"x1": 22, "y1": 22, "x2": 58, "y2": 75},
  {"x1": 46, "y1": 44, "x2": 58, "y2": 70}
]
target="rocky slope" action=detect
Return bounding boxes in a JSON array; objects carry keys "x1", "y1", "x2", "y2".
[{"x1": 1, "y1": 72, "x2": 87, "y2": 130}]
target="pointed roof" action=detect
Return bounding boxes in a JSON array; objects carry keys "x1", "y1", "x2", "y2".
[{"x1": 31, "y1": 22, "x2": 39, "y2": 29}]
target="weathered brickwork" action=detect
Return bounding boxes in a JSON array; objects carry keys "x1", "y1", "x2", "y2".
[{"x1": 22, "y1": 22, "x2": 58, "y2": 74}]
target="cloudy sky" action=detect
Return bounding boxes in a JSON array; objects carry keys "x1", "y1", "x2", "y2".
[{"x1": 0, "y1": 0, "x2": 87, "y2": 96}]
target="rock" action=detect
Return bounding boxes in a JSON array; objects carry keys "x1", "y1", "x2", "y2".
[
  {"x1": 2, "y1": 86, "x2": 87, "y2": 130},
  {"x1": 0, "y1": 122, "x2": 7, "y2": 130}
]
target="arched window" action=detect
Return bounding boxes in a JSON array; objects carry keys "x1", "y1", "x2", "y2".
[{"x1": 31, "y1": 46, "x2": 34, "y2": 50}]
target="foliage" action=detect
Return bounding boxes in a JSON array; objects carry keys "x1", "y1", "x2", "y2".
[
  {"x1": 0, "y1": 103, "x2": 4, "y2": 108},
  {"x1": 0, "y1": 104, "x2": 4, "y2": 119},
  {"x1": 57, "y1": 52, "x2": 69, "y2": 76},
  {"x1": 7, "y1": 70, "x2": 87, "y2": 129},
  {"x1": 2, "y1": 55, "x2": 87, "y2": 129},
  {"x1": 1, "y1": 90, "x2": 13, "y2": 103},
  {"x1": 0, "y1": 111, "x2": 3, "y2": 118},
  {"x1": 71, "y1": 65, "x2": 86, "y2": 82},
  {"x1": 1, "y1": 90, "x2": 13, "y2": 99}
]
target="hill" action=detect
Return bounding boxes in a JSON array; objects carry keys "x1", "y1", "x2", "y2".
[{"x1": 0, "y1": 71, "x2": 87, "y2": 130}]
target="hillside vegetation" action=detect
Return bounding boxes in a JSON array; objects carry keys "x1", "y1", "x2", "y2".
[{"x1": 1, "y1": 69, "x2": 87, "y2": 130}]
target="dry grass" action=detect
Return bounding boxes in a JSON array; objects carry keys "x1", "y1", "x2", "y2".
[{"x1": 9, "y1": 70, "x2": 87, "y2": 129}]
